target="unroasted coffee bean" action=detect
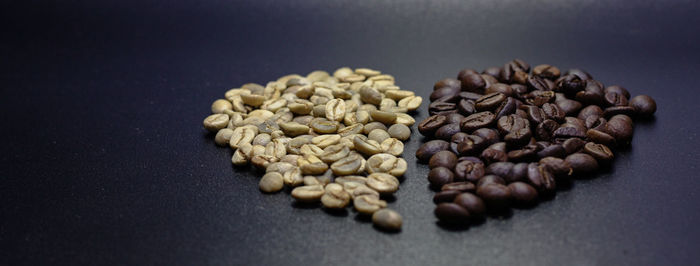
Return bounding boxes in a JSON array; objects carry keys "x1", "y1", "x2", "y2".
[
  {"x1": 565, "y1": 153, "x2": 599, "y2": 176},
  {"x1": 366, "y1": 173, "x2": 400, "y2": 194},
  {"x1": 291, "y1": 185, "x2": 325, "y2": 203},
  {"x1": 321, "y1": 183, "x2": 351, "y2": 209},
  {"x1": 330, "y1": 153, "x2": 364, "y2": 176},
  {"x1": 203, "y1": 113, "x2": 230, "y2": 132},
  {"x1": 629, "y1": 95, "x2": 656, "y2": 117},
  {"x1": 259, "y1": 172, "x2": 284, "y2": 193},
  {"x1": 434, "y1": 203, "x2": 470, "y2": 223},
  {"x1": 372, "y1": 209, "x2": 402, "y2": 231},
  {"x1": 387, "y1": 124, "x2": 411, "y2": 141},
  {"x1": 366, "y1": 153, "x2": 407, "y2": 177},
  {"x1": 354, "y1": 195, "x2": 387, "y2": 215},
  {"x1": 416, "y1": 140, "x2": 450, "y2": 162}
]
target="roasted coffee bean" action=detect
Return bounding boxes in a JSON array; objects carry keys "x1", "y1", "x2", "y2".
[
  {"x1": 536, "y1": 144, "x2": 566, "y2": 158},
  {"x1": 459, "y1": 91, "x2": 483, "y2": 101},
  {"x1": 428, "y1": 101, "x2": 457, "y2": 116},
  {"x1": 429, "y1": 150, "x2": 458, "y2": 169},
  {"x1": 476, "y1": 175, "x2": 506, "y2": 188},
  {"x1": 507, "y1": 144, "x2": 538, "y2": 162},
  {"x1": 453, "y1": 193, "x2": 486, "y2": 216},
  {"x1": 565, "y1": 153, "x2": 599, "y2": 176},
  {"x1": 433, "y1": 190, "x2": 461, "y2": 204},
  {"x1": 508, "y1": 182, "x2": 538, "y2": 205},
  {"x1": 566, "y1": 69, "x2": 593, "y2": 80},
  {"x1": 486, "y1": 83, "x2": 514, "y2": 97},
  {"x1": 629, "y1": 95, "x2": 656, "y2": 117},
  {"x1": 418, "y1": 115, "x2": 447, "y2": 137},
  {"x1": 532, "y1": 64, "x2": 561, "y2": 79},
  {"x1": 521, "y1": 105, "x2": 546, "y2": 125},
  {"x1": 485, "y1": 162, "x2": 527, "y2": 183},
  {"x1": 576, "y1": 81, "x2": 605, "y2": 105},
  {"x1": 526, "y1": 163, "x2": 556, "y2": 194},
  {"x1": 542, "y1": 103, "x2": 565, "y2": 122},
  {"x1": 460, "y1": 111, "x2": 496, "y2": 132},
  {"x1": 456, "y1": 135, "x2": 486, "y2": 156},
  {"x1": 603, "y1": 106, "x2": 636, "y2": 118},
  {"x1": 604, "y1": 92, "x2": 628, "y2": 107},
  {"x1": 416, "y1": 140, "x2": 450, "y2": 162},
  {"x1": 444, "y1": 113, "x2": 465, "y2": 124},
  {"x1": 475, "y1": 93, "x2": 507, "y2": 111},
  {"x1": 585, "y1": 116, "x2": 608, "y2": 131},
  {"x1": 457, "y1": 99, "x2": 476, "y2": 115},
  {"x1": 476, "y1": 183, "x2": 512, "y2": 211},
  {"x1": 587, "y1": 129, "x2": 616, "y2": 147},
  {"x1": 453, "y1": 160, "x2": 485, "y2": 182},
  {"x1": 604, "y1": 85, "x2": 630, "y2": 99},
  {"x1": 430, "y1": 87, "x2": 460, "y2": 102},
  {"x1": 577, "y1": 105, "x2": 603, "y2": 121},
  {"x1": 562, "y1": 137, "x2": 586, "y2": 154},
  {"x1": 504, "y1": 127, "x2": 532, "y2": 148},
  {"x1": 372, "y1": 209, "x2": 402, "y2": 231},
  {"x1": 435, "y1": 123, "x2": 462, "y2": 140},
  {"x1": 481, "y1": 147, "x2": 508, "y2": 165},
  {"x1": 434, "y1": 203, "x2": 470, "y2": 223},
  {"x1": 459, "y1": 72, "x2": 486, "y2": 94},
  {"x1": 583, "y1": 142, "x2": 614, "y2": 165},
  {"x1": 441, "y1": 182, "x2": 476, "y2": 192},
  {"x1": 527, "y1": 75, "x2": 549, "y2": 91},
  {"x1": 535, "y1": 119, "x2": 559, "y2": 141},
  {"x1": 429, "y1": 167, "x2": 455, "y2": 189},
  {"x1": 497, "y1": 114, "x2": 530, "y2": 136},
  {"x1": 605, "y1": 115, "x2": 634, "y2": 145},
  {"x1": 556, "y1": 74, "x2": 586, "y2": 96},
  {"x1": 526, "y1": 91, "x2": 556, "y2": 107},
  {"x1": 539, "y1": 157, "x2": 572, "y2": 177},
  {"x1": 482, "y1": 67, "x2": 502, "y2": 78},
  {"x1": 494, "y1": 97, "x2": 517, "y2": 118},
  {"x1": 472, "y1": 128, "x2": 500, "y2": 146},
  {"x1": 553, "y1": 126, "x2": 586, "y2": 139},
  {"x1": 434, "y1": 78, "x2": 461, "y2": 91},
  {"x1": 556, "y1": 99, "x2": 583, "y2": 116}
]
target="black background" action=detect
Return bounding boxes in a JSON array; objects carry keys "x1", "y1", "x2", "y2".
[{"x1": 2, "y1": 0, "x2": 700, "y2": 265}]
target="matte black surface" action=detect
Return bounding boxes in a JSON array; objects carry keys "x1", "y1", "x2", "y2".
[{"x1": 2, "y1": 1, "x2": 700, "y2": 265}]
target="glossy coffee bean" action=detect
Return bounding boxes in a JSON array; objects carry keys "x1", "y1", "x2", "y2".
[
  {"x1": 526, "y1": 163, "x2": 556, "y2": 194},
  {"x1": 562, "y1": 137, "x2": 586, "y2": 154},
  {"x1": 435, "y1": 123, "x2": 462, "y2": 140},
  {"x1": 453, "y1": 193, "x2": 486, "y2": 216},
  {"x1": 418, "y1": 115, "x2": 447, "y2": 137},
  {"x1": 482, "y1": 67, "x2": 502, "y2": 78},
  {"x1": 453, "y1": 160, "x2": 485, "y2": 182},
  {"x1": 476, "y1": 175, "x2": 506, "y2": 188},
  {"x1": 416, "y1": 140, "x2": 450, "y2": 162},
  {"x1": 429, "y1": 150, "x2": 458, "y2": 169},
  {"x1": 441, "y1": 182, "x2": 476, "y2": 192},
  {"x1": 457, "y1": 99, "x2": 476, "y2": 115},
  {"x1": 475, "y1": 93, "x2": 507, "y2": 111},
  {"x1": 430, "y1": 87, "x2": 460, "y2": 101},
  {"x1": 476, "y1": 183, "x2": 512, "y2": 211},
  {"x1": 629, "y1": 95, "x2": 656, "y2": 117},
  {"x1": 460, "y1": 72, "x2": 486, "y2": 94},
  {"x1": 472, "y1": 128, "x2": 500, "y2": 146},
  {"x1": 539, "y1": 157, "x2": 572, "y2": 177},
  {"x1": 460, "y1": 111, "x2": 496, "y2": 132},
  {"x1": 587, "y1": 129, "x2": 617, "y2": 147},
  {"x1": 428, "y1": 167, "x2": 455, "y2": 188},
  {"x1": 428, "y1": 101, "x2": 457, "y2": 116},
  {"x1": 604, "y1": 85, "x2": 630, "y2": 99},
  {"x1": 508, "y1": 182, "x2": 538, "y2": 205},
  {"x1": 577, "y1": 105, "x2": 604, "y2": 121},
  {"x1": 456, "y1": 135, "x2": 486, "y2": 156},
  {"x1": 433, "y1": 190, "x2": 461, "y2": 204},
  {"x1": 565, "y1": 153, "x2": 599, "y2": 176},
  {"x1": 434, "y1": 203, "x2": 470, "y2": 223},
  {"x1": 434, "y1": 78, "x2": 461, "y2": 91},
  {"x1": 605, "y1": 115, "x2": 634, "y2": 146},
  {"x1": 583, "y1": 142, "x2": 614, "y2": 165},
  {"x1": 532, "y1": 64, "x2": 561, "y2": 79},
  {"x1": 536, "y1": 144, "x2": 566, "y2": 159}
]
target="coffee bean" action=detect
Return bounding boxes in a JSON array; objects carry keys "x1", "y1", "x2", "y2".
[
  {"x1": 532, "y1": 64, "x2": 561, "y2": 79},
  {"x1": 430, "y1": 87, "x2": 460, "y2": 102},
  {"x1": 453, "y1": 193, "x2": 486, "y2": 216},
  {"x1": 556, "y1": 99, "x2": 583, "y2": 116},
  {"x1": 604, "y1": 92, "x2": 628, "y2": 107},
  {"x1": 459, "y1": 72, "x2": 486, "y2": 94},
  {"x1": 629, "y1": 95, "x2": 656, "y2": 117},
  {"x1": 536, "y1": 144, "x2": 566, "y2": 159},
  {"x1": 321, "y1": 183, "x2": 351, "y2": 209},
  {"x1": 539, "y1": 157, "x2": 572, "y2": 177},
  {"x1": 461, "y1": 111, "x2": 496, "y2": 132},
  {"x1": 291, "y1": 185, "x2": 325, "y2": 203},
  {"x1": 441, "y1": 182, "x2": 476, "y2": 192},
  {"x1": 453, "y1": 160, "x2": 485, "y2": 182},
  {"x1": 482, "y1": 67, "x2": 502, "y2": 78},
  {"x1": 476, "y1": 183, "x2": 512, "y2": 211},
  {"x1": 583, "y1": 142, "x2": 614, "y2": 165},
  {"x1": 481, "y1": 147, "x2": 508, "y2": 165},
  {"x1": 565, "y1": 153, "x2": 599, "y2": 176},
  {"x1": 428, "y1": 167, "x2": 455, "y2": 188},
  {"x1": 259, "y1": 172, "x2": 284, "y2": 193},
  {"x1": 586, "y1": 129, "x2": 617, "y2": 147},
  {"x1": 497, "y1": 114, "x2": 530, "y2": 136},
  {"x1": 507, "y1": 144, "x2": 538, "y2": 162},
  {"x1": 508, "y1": 182, "x2": 538, "y2": 205},
  {"x1": 527, "y1": 75, "x2": 549, "y2": 91},
  {"x1": 434, "y1": 78, "x2": 461, "y2": 91},
  {"x1": 504, "y1": 127, "x2": 532, "y2": 148},
  {"x1": 434, "y1": 190, "x2": 461, "y2": 204},
  {"x1": 526, "y1": 163, "x2": 556, "y2": 194},
  {"x1": 416, "y1": 140, "x2": 450, "y2": 162},
  {"x1": 203, "y1": 113, "x2": 230, "y2": 132},
  {"x1": 475, "y1": 93, "x2": 507, "y2": 111},
  {"x1": 552, "y1": 126, "x2": 586, "y2": 139},
  {"x1": 434, "y1": 203, "x2": 470, "y2": 223},
  {"x1": 366, "y1": 153, "x2": 407, "y2": 177},
  {"x1": 521, "y1": 105, "x2": 546, "y2": 125},
  {"x1": 435, "y1": 123, "x2": 462, "y2": 140},
  {"x1": 565, "y1": 69, "x2": 593, "y2": 80},
  {"x1": 418, "y1": 115, "x2": 447, "y2": 137},
  {"x1": 605, "y1": 115, "x2": 634, "y2": 145},
  {"x1": 476, "y1": 175, "x2": 506, "y2": 188},
  {"x1": 562, "y1": 137, "x2": 586, "y2": 154},
  {"x1": 456, "y1": 135, "x2": 486, "y2": 156},
  {"x1": 366, "y1": 173, "x2": 400, "y2": 195},
  {"x1": 372, "y1": 209, "x2": 402, "y2": 231},
  {"x1": 429, "y1": 151, "x2": 458, "y2": 169},
  {"x1": 556, "y1": 74, "x2": 586, "y2": 96},
  {"x1": 354, "y1": 195, "x2": 387, "y2": 215},
  {"x1": 472, "y1": 128, "x2": 501, "y2": 146},
  {"x1": 604, "y1": 85, "x2": 630, "y2": 99}
]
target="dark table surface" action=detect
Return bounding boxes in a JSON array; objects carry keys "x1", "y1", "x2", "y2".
[{"x1": 2, "y1": 0, "x2": 700, "y2": 265}]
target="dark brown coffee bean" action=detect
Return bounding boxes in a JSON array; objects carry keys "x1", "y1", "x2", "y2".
[
  {"x1": 428, "y1": 101, "x2": 457, "y2": 116},
  {"x1": 539, "y1": 157, "x2": 572, "y2": 177},
  {"x1": 532, "y1": 64, "x2": 561, "y2": 79},
  {"x1": 476, "y1": 175, "x2": 506, "y2": 188},
  {"x1": 475, "y1": 93, "x2": 506, "y2": 111},
  {"x1": 430, "y1": 87, "x2": 460, "y2": 101},
  {"x1": 494, "y1": 97, "x2": 517, "y2": 119},
  {"x1": 460, "y1": 73, "x2": 486, "y2": 94},
  {"x1": 565, "y1": 153, "x2": 599, "y2": 176},
  {"x1": 476, "y1": 183, "x2": 512, "y2": 210},
  {"x1": 603, "y1": 106, "x2": 636, "y2": 118},
  {"x1": 565, "y1": 69, "x2": 593, "y2": 80},
  {"x1": 556, "y1": 74, "x2": 586, "y2": 96},
  {"x1": 459, "y1": 91, "x2": 483, "y2": 101},
  {"x1": 434, "y1": 78, "x2": 461, "y2": 91},
  {"x1": 508, "y1": 182, "x2": 538, "y2": 205},
  {"x1": 629, "y1": 95, "x2": 656, "y2": 117},
  {"x1": 454, "y1": 160, "x2": 485, "y2": 182},
  {"x1": 457, "y1": 99, "x2": 476, "y2": 115},
  {"x1": 504, "y1": 127, "x2": 532, "y2": 148},
  {"x1": 535, "y1": 119, "x2": 559, "y2": 141},
  {"x1": 604, "y1": 85, "x2": 630, "y2": 99},
  {"x1": 480, "y1": 148, "x2": 508, "y2": 164},
  {"x1": 604, "y1": 92, "x2": 628, "y2": 107},
  {"x1": 497, "y1": 114, "x2": 530, "y2": 136},
  {"x1": 511, "y1": 84, "x2": 529, "y2": 96},
  {"x1": 526, "y1": 90, "x2": 556, "y2": 107},
  {"x1": 575, "y1": 81, "x2": 605, "y2": 105},
  {"x1": 460, "y1": 111, "x2": 496, "y2": 132},
  {"x1": 542, "y1": 103, "x2": 565, "y2": 122},
  {"x1": 442, "y1": 181, "x2": 476, "y2": 192},
  {"x1": 553, "y1": 126, "x2": 586, "y2": 139},
  {"x1": 577, "y1": 105, "x2": 603, "y2": 121},
  {"x1": 485, "y1": 162, "x2": 528, "y2": 183},
  {"x1": 536, "y1": 144, "x2": 566, "y2": 159},
  {"x1": 429, "y1": 150, "x2": 458, "y2": 169},
  {"x1": 556, "y1": 99, "x2": 583, "y2": 116},
  {"x1": 433, "y1": 190, "x2": 461, "y2": 204},
  {"x1": 562, "y1": 137, "x2": 586, "y2": 154},
  {"x1": 586, "y1": 129, "x2": 617, "y2": 147},
  {"x1": 418, "y1": 115, "x2": 447, "y2": 137},
  {"x1": 526, "y1": 163, "x2": 556, "y2": 194},
  {"x1": 445, "y1": 113, "x2": 465, "y2": 124},
  {"x1": 486, "y1": 83, "x2": 514, "y2": 97},
  {"x1": 527, "y1": 75, "x2": 549, "y2": 91},
  {"x1": 472, "y1": 128, "x2": 500, "y2": 146},
  {"x1": 415, "y1": 140, "x2": 450, "y2": 162},
  {"x1": 507, "y1": 145, "x2": 538, "y2": 162},
  {"x1": 458, "y1": 156, "x2": 484, "y2": 164},
  {"x1": 583, "y1": 142, "x2": 614, "y2": 165},
  {"x1": 521, "y1": 105, "x2": 546, "y2": 125},
  {"x1": 585, "y1": 116, "x2": 607, "y2": 131},
  {"x1": 605, "y1": 115, "x2": 634, "y2": 145},
  {"x1": 428, "y1": 167, "x2": 455, "y2": 188},
  {"x1": 434, "y1": 203, "x2": 470, "y2": 223},
  {"x1": 482, "y1": 67, "x2": 502, "y2": 78},
  {"x1": 456, "y1": 135, "x2": 486, "y2": 156},
  {"x1": 453, "y1": 193, "x2": 486, "y2": 216},
  {"x1": 435, "y1": 123, "x2": 462, "y2": 141},
  {"x1": 457, "y1": 69, "x2": 479, "y2": 80}
]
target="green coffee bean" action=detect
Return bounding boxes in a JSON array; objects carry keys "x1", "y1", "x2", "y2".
[
  {"x1": 279, "y1": 122, "x2": 310, "y2": 137},
  {"x1": 291, "y1": 185, "x2": 325, "y2": 203},
  {"x1": 387, "y1": 124, "x2": 411, "y2": 141},
  {"x1": 212, "y1": 99, "x2": 233, "y2": 114},
  {"x1": 215, "y1": 128, "x2": 234, "y2": 146},
  {"x1": 366, "y1": 172, "x2": 400, "y2": 195},
  {"x1": 320, "y1": 144, "x2": 350, "y2": 163},
  {"x1": 368, "y1": 129, "x2": 391, "y2": 143},
  {"x1": 359, "y1": 86, "x2": 382, "y2": 105},
  {"x1": 203, "y1": 113, "x2": 229, "y2": 132},
  {"x1": 353, "y1": 136, "x2": 383, "y2": 156},
  {"x1": 380, "y1": 138, "x2": 404, "y2": 156},
  {"x1": 362, "y1": 122, "x2": 387, "y2": 134},
  {"x1": 372, "y1": 209, "x2": 402, "y2": 231},
  {"x1": 369, "y1": 110, "x2": 397, "y2": 124},
  {"x1": 259, "y1": 172, "x2": 284, "y2": 193},
  {"x1": 354, "y1": 195, "x2": 387, "y2": 214},
  {"x1": 321, "y1": 183, "x2": 351, "y2": 209}
]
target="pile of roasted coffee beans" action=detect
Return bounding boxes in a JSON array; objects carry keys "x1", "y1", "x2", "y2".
[
  {"x1": 203, "y1": 68, "x2": 422, "y2": 231},
  {"x1": 417, "y1": 59, "x2": 657, "y2": 224}
]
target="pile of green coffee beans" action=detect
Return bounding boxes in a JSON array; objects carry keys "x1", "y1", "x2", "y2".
[{"x1": 203, "y1": 68, "x2": 422, "y2": 231}]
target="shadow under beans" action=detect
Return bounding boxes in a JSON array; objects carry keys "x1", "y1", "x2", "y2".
[
  {"x1": 436, "y1": 220, "x2": 471, "y2": 232},
  {"x1": 381, "y1": 194, "x2": 397, "y2": 203},
  {"x1": 353, "y1": 213, "x2": 373, "y2": 223},
  {"x1": 372, "y1": 224, "x2": 401, "y2": 234},
  {"x1": 322, "y1": 207, "x2": 349, "y2": 217},
  {"x1": 291, "y1": 201, "x2": 321, "y2": 210}
]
